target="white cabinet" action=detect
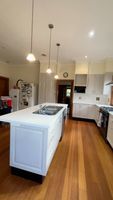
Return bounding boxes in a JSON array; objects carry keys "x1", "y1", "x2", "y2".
[
  {"x1": 72, "y1": 103, "x2": 95, "y2": 119},
  {"x1": 75, "y1": 74, "x2": 87, "y2": 86},
  {"x1": 47, "y1": 114, "x2": 62, "y2": 169},
  {"x1": 10, "y1": 113, "x2": 63, "y2": 176},
  {"x1": 103, "y1": 73, "x2": 113, "y2": 96},
  {"x1": 86, "y1": 74, "x2": 104, "y2": 94},
  {"x1": 107, "y1": 114, "x2": 113, "y2": 148},
  {"x1": 94, "y1": 105, "x2": 100, "y2": 124},
  {"x1": 38, "y1": 73, "x2": 56, "y2": 104}
]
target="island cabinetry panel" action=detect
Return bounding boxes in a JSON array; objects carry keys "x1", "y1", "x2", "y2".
[
  {"x1": 94, "y1": 105, "x2": 100, "y2": 124},
  {"x1": 10, "y1": 124, "x2": 47, "y2": 175},
  {"x1": 10, "y1": 114, "x2": 63, "y2": 177},
  {"x1": 107, "y1": 115, "x2": 113, "y2": 148},
  {"x1": 72, "y1": 103, "x2": 95, "y2": 119},
  {"x1": 47, "y1": 114, "x2": 63, "y2": 170}
]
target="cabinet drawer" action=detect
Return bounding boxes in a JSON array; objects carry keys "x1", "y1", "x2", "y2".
[
  {"x1": 107, "y1": 127, "x2": 113, "y2": 148},
  {"x1": 108, "y1": 116, "x2": 113, "y2": 129}
]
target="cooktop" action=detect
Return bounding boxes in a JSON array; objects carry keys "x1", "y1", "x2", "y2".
[{"x1": 100, "y1": 106, "x2": 113, "y2": 113}]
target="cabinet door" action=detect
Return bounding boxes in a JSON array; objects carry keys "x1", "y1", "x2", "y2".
[
  {"x1": 107, "y1": 116, "x2": 113, "y2": 147},
  {"x1": 79, "y1": 104, "x2": 88, "y2": 118},
  {"x1": 38, "y1": 73, "x2": 56, "y2": 104},
  {"x1": 86, "y1": 74, "x2": 104, "y2": 94},
  {"x1": 103, "y1": 73, "x2": 113, "y2": 95},
  {"x1": 10, "y1": 125, "x2": 46, "y2": 175},
  {"x1": 47, "y1": 114, "x2": 62, "y2": 170},
  {"x1": 87, "y1": 105, "x2": 95, "y2": 119},
  {"x1": 72, "y1": 103, "x2": 80, "y2": 117},
  {"x1": 75, "y1": 74, "x2": 87, "y2": 86},
  {"x1": 72, "y1": 103, "x2": 88, "y2": 118},
  {"x1": 94, "y1": 105, "x2": 100, "y2": 124},
  {"x1": 73, "y1": 103, "x2": 95, "y2": 119}
]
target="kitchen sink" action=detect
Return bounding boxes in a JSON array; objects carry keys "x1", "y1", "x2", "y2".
[{"x1": 33, "y1": 106, "x2": 63, "y2": 115}]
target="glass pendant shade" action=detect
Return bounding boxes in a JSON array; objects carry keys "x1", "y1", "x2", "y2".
[
  {"x1": 26, "y1": 53, "x2": 36, "y2": 62},
  {"x1": 46, "y1": 68, "x2": 52, "y2": 74},
  {"x1": 54, "y1": 74, "x2": 59, "y2": 79}
]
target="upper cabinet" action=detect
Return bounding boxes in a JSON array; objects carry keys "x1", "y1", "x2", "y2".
[
  {"x1": 103, "y1": 72, "x2": 113, "y2": 96},
  {"x1": 75, "y1": 74, "x2": 87, "y2": 86},
  {"x1": 86, "y1": 74, "x2": 104, "y2": 94},
  {"x1": 74, "y1": 62, "x2": 88, "y2": 93}
]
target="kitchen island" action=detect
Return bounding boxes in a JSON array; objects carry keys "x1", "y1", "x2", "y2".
[{"x1": 0, "y1": 103, "x2": 67, "y2": 182}]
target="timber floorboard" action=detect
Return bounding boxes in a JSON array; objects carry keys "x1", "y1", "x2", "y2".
[{"x1": 0, "y1": 119, "x2": 113, "y2": 200}]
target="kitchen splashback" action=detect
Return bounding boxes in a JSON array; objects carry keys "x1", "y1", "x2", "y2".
[{"x1": 73, "y1": 93, "x2": 109, "y2": 105}]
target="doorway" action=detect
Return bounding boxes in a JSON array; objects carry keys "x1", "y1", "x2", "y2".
[{"x1": 56, "y1": 80, "x2": 74, "y2": 117}]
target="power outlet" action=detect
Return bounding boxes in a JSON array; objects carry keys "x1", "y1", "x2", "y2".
[{"x1": 96, "y1": 97, "x2": 100, "y2": 101}]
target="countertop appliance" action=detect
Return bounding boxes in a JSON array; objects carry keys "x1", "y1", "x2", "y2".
[{"x1": 98, "y1": 106, "x2": 113, "y2": 140}]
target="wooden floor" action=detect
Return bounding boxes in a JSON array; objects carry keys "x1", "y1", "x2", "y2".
[{"x1": 0, "y1": 119, "x2": 113, "y2": 200}]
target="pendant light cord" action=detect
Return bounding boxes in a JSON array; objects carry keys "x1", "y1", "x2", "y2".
[
  {"x1": 56, "y1": 43, "x2": 60, "y2": 74},
  {"x1": 56, "y1": 46, "x2": 59, "y2": 74},
  {"x1": 48, "y1": 28, "x2": 52, "y2": 68},
  {"x1": 30, "y1": 0, "x2": 34, "y2": 53}
]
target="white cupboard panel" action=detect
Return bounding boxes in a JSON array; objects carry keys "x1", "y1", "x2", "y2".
[{"x1": 73, "y1": 103, "x2": 95, "y2": 119}]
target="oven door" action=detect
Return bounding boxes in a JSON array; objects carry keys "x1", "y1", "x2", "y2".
[{"x1": 99, "y1": 111, "x2": 109, "y2": 139}]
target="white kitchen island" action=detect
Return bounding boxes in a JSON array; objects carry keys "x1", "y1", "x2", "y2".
[{"x1": 0, "y1": 103, "x2": 67, "y2": 182}]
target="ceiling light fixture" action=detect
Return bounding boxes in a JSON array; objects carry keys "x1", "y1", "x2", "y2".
[
  {"x1": 46, "y1": 24, "x2": 54, "y2": 74},
  {"x1": 85, "y1": 55, "x2": 87, "y2": 59},
  {"x1": 26, "y1": 0, "x2": 36, "y2": 62},
  {"x1": 54, "y1": 43, "x2": 60, "y2": 79},
  {"x1": 88, "y1": 30, "x2": 95, "y2": 38}
]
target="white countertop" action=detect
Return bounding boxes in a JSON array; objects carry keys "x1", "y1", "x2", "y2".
[
  {"x1": 109, "y1": 111, "x2": 113, "y2": 116},
  {"x1": 73, "y1": 102, "x2": 110, "y2": 106},
  {"x1": 95, "y1": 104, "x2": 111, "y2": 108},
  {"x1": 0, "y1": 103, "x2": 67, "y2": 128},
  {"x1": 73, "y1": 102, "x2": 95, "y2": 105}
]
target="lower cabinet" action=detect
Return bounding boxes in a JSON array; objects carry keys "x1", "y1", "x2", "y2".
[
  {"x1": 94, "y1": 105, "x2": 100, "y2": 124},
  {"x1": 10, "y1": 114, "x2": 63, "y2": 177},
  {"x1": 72, "y1": 103, "x2": 95, "y2": 119},
  {"x1": 107, "y1": 114, "x2": 113, "y2": 148}
]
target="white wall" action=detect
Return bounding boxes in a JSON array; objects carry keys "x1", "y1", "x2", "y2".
[
  {"x1": 0, "y1": 62, "x2": 10, "y2": 78},
  {"x1": 75, "y1": 60, "x2": 105, "y2": 75},
  {"x1": 75, "y1": 61, "x2": 88, "y2": 74},
  {"x1": 9, "y1": 62, "x2": 40, "y2": 88},
  {"x1": 73, "y1": 93, "x2": 109, "y2": 105},
  {"x1": 88, "y1": 61, "x2": 105, "y2": 74},
  {"x1": 58, "y1": 63, "x2": 75, "y2": 79},
  {"x1": 105, "y1": 59, "x2": 113, "y2": 72},
  {"x1": 0, "y1": 62, "x2": 40, "y2": 89},
  {"x1": 40, "y1": 61, "x2": 75, "y2": 80}
]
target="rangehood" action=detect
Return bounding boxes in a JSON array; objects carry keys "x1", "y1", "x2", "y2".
[{"x1": 106, "y1": 81, "x2": 113, "y2": 86}]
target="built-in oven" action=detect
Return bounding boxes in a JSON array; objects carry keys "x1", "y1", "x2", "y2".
[{"x1": 98, "y1": 106, "x2": 113, "y2": 140}]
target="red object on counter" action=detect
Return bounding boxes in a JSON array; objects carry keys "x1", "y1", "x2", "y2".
[
  {"x1": 1, "y1": 96, "x2": 12, "y2": 108},
  {"x1": 7, "y1": 99, "x2": 12, "y2": 107}
]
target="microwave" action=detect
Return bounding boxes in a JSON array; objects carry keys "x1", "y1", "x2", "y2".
[{"x1": 74, "y1": 86, "x2": 86, "y2": 93}]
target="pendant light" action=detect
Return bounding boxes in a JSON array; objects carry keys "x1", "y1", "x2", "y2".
[
  {"x1": 54, "y1": 43, "x2": 60, "y2": 79},
  {"x1": 46, "y1": 24, "x2": 54, "y2": 74},
  {"x1": 26, "y1": 0, "x2": 36, "y2": 62}
]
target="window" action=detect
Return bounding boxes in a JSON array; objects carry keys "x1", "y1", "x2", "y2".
[{"x1": 66, "y1": 89, "x2": 71, "y2": 97}]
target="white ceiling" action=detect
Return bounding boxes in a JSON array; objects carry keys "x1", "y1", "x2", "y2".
[{"x1": 0, "y1": 0, "x2": 113, "y2": 64}]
